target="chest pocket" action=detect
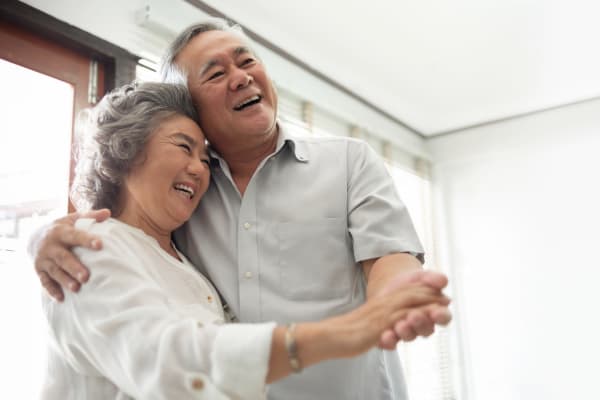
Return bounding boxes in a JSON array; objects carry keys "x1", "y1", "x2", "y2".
[{"x1": 277, "y1": 218, "x2": 358, "y2": 300}]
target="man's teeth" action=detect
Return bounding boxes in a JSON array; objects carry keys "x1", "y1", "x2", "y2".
[
  {"x1": 234, "y1": 95, "x2": 261, "y2": 111},
  {"x1": 174, "y1": 184, "x2": 194, "y2": 198}
]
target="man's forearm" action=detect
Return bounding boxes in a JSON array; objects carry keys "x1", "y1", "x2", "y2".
[{"x1": 363, "y1": 253, "x2": 423, "y2": 299}]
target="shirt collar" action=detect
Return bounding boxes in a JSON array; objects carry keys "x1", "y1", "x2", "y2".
[
  {"x1": 277, "y1": 121, "x2": 309, "y2": 163},
  {"x1": 207, "y1": 120, "x2": 310, "y2": 164}
]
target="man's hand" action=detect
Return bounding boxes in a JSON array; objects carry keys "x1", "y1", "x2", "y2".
[
  {"x1": 377, "y1": 269, "x2": 452, "y2": 349},
  {"x1": 362, "y1": 254, "x2": 452, "y2": 349},
  {"x1": 32, "y1": 209, "x2": 110, "y2": 301}
]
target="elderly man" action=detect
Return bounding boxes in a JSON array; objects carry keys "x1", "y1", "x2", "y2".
[{"x1": 34, "y1": 18, "x2": 451, "y2": 399}]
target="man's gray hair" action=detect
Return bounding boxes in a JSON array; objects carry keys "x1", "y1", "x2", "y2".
[
  {"x1": 71, "y1": 82, "x2": 198, "y2": 213},
  {"x1": 159, "y1": 17, "x2": 251, "y2": 85}
]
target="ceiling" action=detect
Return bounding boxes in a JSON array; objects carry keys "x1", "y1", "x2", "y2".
[{"x1": 196, "y1": 0, "x2": 600, "y2": 136}]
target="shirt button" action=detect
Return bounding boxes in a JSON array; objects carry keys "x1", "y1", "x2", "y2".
[
  {"x1": 244, "y1": 271, "x2": 253, "y2": 279},
  {"x1": 207, "y1": 295, "x2": 213, "y2": 303},
  {"x1": 191, "y1": 378, "x2": 204, "y2": 390},
  {"x1": 243, "y1": 222, "x2": 251, "y2": 230}
]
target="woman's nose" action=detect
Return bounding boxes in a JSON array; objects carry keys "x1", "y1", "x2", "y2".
[{"x1": 187, "y1": 158, "x2": 209, "y2": 176}]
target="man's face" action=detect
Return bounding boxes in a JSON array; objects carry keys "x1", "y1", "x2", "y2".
[{"x1": 174, "y1": 30, "x2": 278, "y2": 151}]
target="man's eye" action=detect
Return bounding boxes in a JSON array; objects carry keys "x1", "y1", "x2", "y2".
[
  {"x1": 241, "y1": 58, "x2": 255, "y2": 66},
  {"x1": 208, "y1": 71, "x2": 224, "y2": 80}
]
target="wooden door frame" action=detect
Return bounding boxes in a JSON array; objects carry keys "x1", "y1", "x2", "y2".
[
  {"x1": 1, "y1": 0, "x2": 139, "y2": 211},
  {"x1": 0, "y1": 0, "x2": 139, "y2": 93}
]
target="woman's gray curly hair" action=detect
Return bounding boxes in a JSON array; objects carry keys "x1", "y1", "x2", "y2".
[{"x1": 71, "y1": 82, "x2": 198, "y2": 214}]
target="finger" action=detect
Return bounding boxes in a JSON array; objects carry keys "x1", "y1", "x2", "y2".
[
  {"x1": 435, "y1": 293, "x2": 451, "y2": 306},
  {"x1": 47, "y1": 245, "x2": 90, "y2": 283},
  {"x1": 429, "y1": 306, "x2": 453, "y2": 326},
  {"x1": 406, "y1": 310, "x2": 435, "y2": 337},
  {"x1": 420, "y1": 270, "x2": 448, "y2": 290},
  {"x1": 378, "y1": 329, "x2": 400, "y2": 350},
  {"x1": 46, "y1": 261, "x2": 81, "y2": 293},
  {"x1": 394, "y1": 320, "x2": 417, "y2": 342},
  {"x1": 391, "y1": 286, "x2": 448, "y2": 309},
  {"x1": 53, "y1": 211, "x2": 82, "y2": 225},
  {"x1": 54, "y1": 225, "x2": 102, "y2": 250},
  {"x1": 80, "y1": 208, "x2": 111, "y2": 222},
  {"x1": 39, "y1": 271, "x2": 65, "y2": 302},
  {"x1": 378, "y1": 269, "x2": 427, "y2": 296},
  {"x1": 384, "y1": 270, "x2": 448, "y2": 294}
]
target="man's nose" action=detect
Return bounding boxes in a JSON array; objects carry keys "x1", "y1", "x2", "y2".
[{"x1": 230, "y1": 68, "x2": 253, "y2": 90}]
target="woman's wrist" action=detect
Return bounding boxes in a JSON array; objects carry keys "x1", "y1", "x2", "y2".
[
  {"x1": 295, "y1": 319, "x2": 349, "y2": 364},
  {"x1": 285, "y1": 323, "x2": 302, "y2": 372}
]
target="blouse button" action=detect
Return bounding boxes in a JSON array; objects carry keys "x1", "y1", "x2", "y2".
[{"x1": 191, "y1": 378, "x2": 204, "y2": 391}]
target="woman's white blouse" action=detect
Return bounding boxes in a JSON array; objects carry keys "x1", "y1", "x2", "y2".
[{"x1": 41, "y1": 218, "x2": 275, "y2": 399}]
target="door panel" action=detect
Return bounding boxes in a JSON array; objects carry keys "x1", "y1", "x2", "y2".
[{"x1": 0, "y1": 20, "x2": 107, "y2": 399}]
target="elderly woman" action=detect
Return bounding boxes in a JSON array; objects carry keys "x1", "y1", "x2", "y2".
[{"x1": 42, "y1": 82, "x2": 448, "y2": 399}]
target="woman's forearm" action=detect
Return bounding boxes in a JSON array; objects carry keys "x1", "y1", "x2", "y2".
[
  {"x1": 266, "y1": 283, "x2": 449, "y2": 383},
  {"x1": 266, "y1": 322, "x2": 334, "y2": 383}
]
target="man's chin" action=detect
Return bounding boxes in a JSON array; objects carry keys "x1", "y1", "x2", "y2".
[{"x1": 241, "y1": 116, "x2": 277, "y2": 136}]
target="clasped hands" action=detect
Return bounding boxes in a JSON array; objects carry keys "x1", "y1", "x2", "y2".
[{"x1": 375, "y1": 269, "x2": 452, "y2": 349}]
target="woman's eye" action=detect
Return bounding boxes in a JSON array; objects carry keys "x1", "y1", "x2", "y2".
[
  {"x1": 178, "y1": 143, "x2": 191, "y2": 152},
  {"x1": 201, "y1": 159, "x2": 211, "y2": 166},
  {"x1": 241, "y1": 58, "x2": 255, "y2": 66}
]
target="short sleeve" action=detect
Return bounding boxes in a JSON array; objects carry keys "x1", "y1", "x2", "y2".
[{"x1": 346, "y1": 140, "x2": 424, "y2": 263}]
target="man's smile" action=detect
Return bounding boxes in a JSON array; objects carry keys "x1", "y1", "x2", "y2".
[{"x1": 233, "y1": 94, "x2": 262, "y2": 111}]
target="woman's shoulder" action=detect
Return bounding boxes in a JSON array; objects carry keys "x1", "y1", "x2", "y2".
[
  {"x1": 75, "y1": 218, "x2": 147, "y2": 243},
  {"x1": 75, "y1": 217, "x2": 123, "y2": 235},
  {"x1": 73, "y1": 218, "x2": 144, "y2": 259},
  {"x1": 71, "y1": 218, "x2": 162, "y2": 286}
]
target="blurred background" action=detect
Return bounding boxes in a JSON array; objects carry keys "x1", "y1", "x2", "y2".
[{"x1": 1, "y1": 1, "x2": 599, "y2": 399}]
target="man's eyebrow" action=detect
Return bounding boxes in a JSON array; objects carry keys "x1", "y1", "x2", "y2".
[
  {"x1": 199, "y1": 59, "x2": 219, "y2": 77},
  {"x1": 233, "y1": 46, "x2": 251, "y2": 57},
  {"x1": 198, "y1": 46, "x2": 253, "y2": 77}
]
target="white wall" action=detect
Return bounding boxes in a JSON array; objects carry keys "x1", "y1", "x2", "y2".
[{"x1": 428, "y1": 99, "x2": 600, "y2": 400}]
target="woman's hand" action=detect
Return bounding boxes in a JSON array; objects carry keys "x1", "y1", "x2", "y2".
[{"x1": 31, "y1": 209, "x2": 110, "y2": 301}]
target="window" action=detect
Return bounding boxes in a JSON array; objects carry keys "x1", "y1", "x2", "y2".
[
  {"x1": 388, "y1": 164, "x2": 456, "y2": 400},
  {"x1": 0, "y1": 20, "x2": 106, "y2": 399}
]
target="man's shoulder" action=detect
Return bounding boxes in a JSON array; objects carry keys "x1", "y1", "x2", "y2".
[
  {"x1": 281, "y1": 124, "x2": 369, "y2": 154},
  {"x1": 286, "y1": 134, "x2": 374, "y2": 163}
]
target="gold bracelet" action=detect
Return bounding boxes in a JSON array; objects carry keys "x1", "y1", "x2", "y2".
[{"x1": 285, "y1": 323, "x2": 302, "y2": 373}]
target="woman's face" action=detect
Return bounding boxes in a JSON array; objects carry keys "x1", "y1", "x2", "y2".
[{"x1": 121, "y1": 114, "x2": 211, "y2": 233}]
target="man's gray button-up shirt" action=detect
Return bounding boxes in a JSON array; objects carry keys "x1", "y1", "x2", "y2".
[{"x1": 175, "y1": 121, "x2": 424, "y2": 400}]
